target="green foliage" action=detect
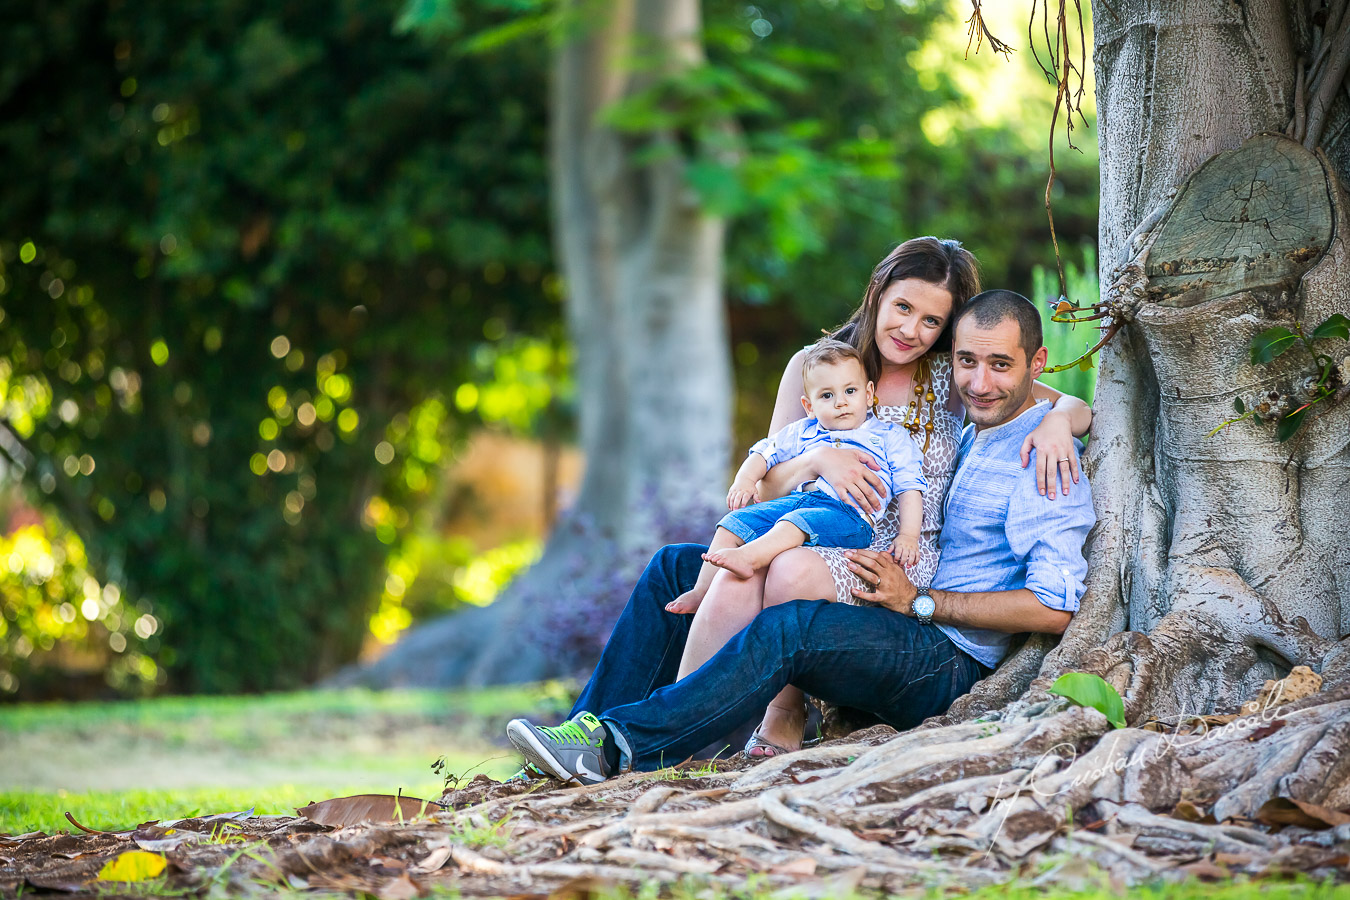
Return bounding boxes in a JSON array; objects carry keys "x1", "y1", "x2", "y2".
[
  {"x1": 1048, "y1": 672, "x2": 1126, "y2": 728},
  {"x1": 1312, "y1": 312, "x2": 1350, "y2": 341},
  {"x1": 0, "y1": 502, "x2": 158, "y2": 697},
  {"x1": 0, "y1": 0, "x2": 560, "y2": 694},
  {"x1": 700, "y1": 1, "x2": 1099, "y2": 451},
  {"x1": 1032, "y1": 246, "x2": 1100, "y2": 404},
  {"x1": 1214, "y1": 312, "x2": 1348, "y2": 442},
  {"x1": 1250, "y1": 326, "x2": 1301, "y2": 365}
]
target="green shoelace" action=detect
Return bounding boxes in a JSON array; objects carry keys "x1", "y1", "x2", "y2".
[{"x1": 540, "y1": 720, "x2": 602, "y2": 747}]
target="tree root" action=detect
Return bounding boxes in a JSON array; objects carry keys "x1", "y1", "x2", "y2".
[{"x1": 7, "y1": 692, "x2": 1350, "y2": 895}]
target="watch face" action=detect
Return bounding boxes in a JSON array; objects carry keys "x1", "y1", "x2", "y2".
[{"x1": 915, "y1": 595, "x2": 935, "y2": 617}]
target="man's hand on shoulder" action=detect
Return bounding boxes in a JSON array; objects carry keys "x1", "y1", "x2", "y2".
[{"x1": 1019, "y1": 407, "x2": 1081, "y2": 500}]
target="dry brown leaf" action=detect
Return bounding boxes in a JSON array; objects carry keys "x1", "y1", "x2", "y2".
[
  {"x1": 161, "y1": 809, "x2": 253, "y2": 827},
  {"x1": 548, "y1": 875, "x2": 620, "y2": 900},
  {"x1": 768, "y1": 857, "x2": 818, "y2": 876},
  {"x1": 1246, "y1": 719, "x2": 1287, "y2": 741},
  {"x1": 411, "y1": 844, "x2": 454, "y2": 873},
  {"x1": 1171, "y1": 801, "x2": 1216, "y2": 824},
  {"x1": 0, "y1": 832, "x2": 48, "y2": 843},
  {"x1": 1177, "y1": 860, "x2": 1229, "y2": 881},
  {"x1": 368, "y1": 856, "x2": 408, "y2": 870},
  {"x1": 23, "y1": 873, "x2": 91, "y2": 893},
  {"x1": 1255, "y1": 797, "x2": 1350, "y2": 830},
  {"x1": 296, "y1": 794, "x2": 444, "y2": 828},
  {"x1": 852, "y1": 828, "x2": 894, "y2": 842},
  {"x1": 1177, "y1": 714, "x2": 1239, "y2": 733},
  {"x1": 1240, "y1": 665, "x2": 1322, "y2": 717},
  {"x1": 686, "y1": 788, "x2": 731, "y2": 800},
  {"x1": 133, "y1": 825, "x2": 209, "y2": 853},
  {"x1": 376, "y1": 873, "x2": 422, "y2": 900}
]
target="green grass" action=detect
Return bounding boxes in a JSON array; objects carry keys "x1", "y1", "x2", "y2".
[{"x1": 0, "y1": 683, "x2": 574, "y2": 835}]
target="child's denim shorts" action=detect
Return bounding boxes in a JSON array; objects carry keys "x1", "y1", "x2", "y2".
[{"x1": 717, "y1": 491, "x2": 872, "y2": 549}]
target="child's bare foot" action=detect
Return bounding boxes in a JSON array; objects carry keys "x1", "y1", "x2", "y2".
[
  {"x1": 701, "y1": 545, "x2": 766, "y2": 579},
  {"x1": 665, "y1": 587, "x2": 705, "y2": 615}
]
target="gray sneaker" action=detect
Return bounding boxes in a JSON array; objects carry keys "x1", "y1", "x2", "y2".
[{"x1": 506, "y1": 711, "x2": 612, "y2": 785}]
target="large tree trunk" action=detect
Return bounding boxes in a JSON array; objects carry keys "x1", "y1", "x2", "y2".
[
  {"x1": 335, "y1": 0, "x2": 731, "y2": 688},
  {"x1": 942, "y1": 0, "x2": 1350, "y2": 724}
]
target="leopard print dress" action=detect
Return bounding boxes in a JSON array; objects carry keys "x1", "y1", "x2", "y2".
[{"x1": 809, "y1": 352, "x2": 964, "y2": 603}]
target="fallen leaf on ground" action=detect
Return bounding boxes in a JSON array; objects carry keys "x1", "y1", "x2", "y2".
[
  {"x1": 1176, "y1": 860, "x2": 1228, "y2": 881},
  {"x1": 162, "y1": 808, "x2": 254, "y2": 827},
  {"x1": 376, "y1": 873, "x2": 421, "y2": 900},
  {"x1": 297, "y1": 794, "x2": 444, "y2": 827},
  {"x1": 1240, "y1": 665, "x2": 1322, "y2": 716},
  {"x1": 1255, "y1": 797, "x2": 1350, "y2": 829},
  {"x1": 1246, "y1": 719, "x2": 1286, "y2": 741},
  {"x1": 97, "y1": 850, "x2": 167, "y2": 882},
  {"x1": 768, "y1": 857, "x2": 817, "y2": 876},
  {"x1": 1171, "y1": 801, "x2": 1216, "y2": 824},
  {"x1": 770, "y1": 865, "x2": 866, "y2": 900},
  {"x1": 133, "y1": 824, "x2": 210, "y2": 852},
  {"x1": 852, "y1": 828, "x2": 894, "y2": 842},
  {"x1": 411, "y1": 844, "x2": 453, "y2": 873},
  {"x1": 686, "y1": 788, "x2": 731, "y2": 800},
  {"x1": 548, "y1": 875, "x2": 620, "y2": 900}
]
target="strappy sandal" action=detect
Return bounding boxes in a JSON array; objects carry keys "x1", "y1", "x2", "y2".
[{"x1": 744, "y1": 731, "x2": 796, "y2": 758}]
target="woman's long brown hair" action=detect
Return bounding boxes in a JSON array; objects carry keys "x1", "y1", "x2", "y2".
[{"x1": 831, "y1": 237, "x2": 981, "y2": 383}]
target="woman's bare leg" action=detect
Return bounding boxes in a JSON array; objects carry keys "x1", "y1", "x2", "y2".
[
  {"x1": 676, "y1": 567, "x2": 767, "y2": 680},
  {"x1": 752, "y1": 548, "x2": 838, "y2": 752}
]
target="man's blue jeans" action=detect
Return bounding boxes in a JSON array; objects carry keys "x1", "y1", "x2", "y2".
[{"x1": 570, "y1": 543, "x2": 989, "y2": 771}]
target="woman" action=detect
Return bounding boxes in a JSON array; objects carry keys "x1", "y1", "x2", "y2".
[{"x1": 673, "y1": 237, "x2": 1091, "y2": 756}]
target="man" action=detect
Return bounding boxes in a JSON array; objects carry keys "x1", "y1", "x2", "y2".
[{"x1": 507, "y1": 290, "x2": 1096, "y2": 784}]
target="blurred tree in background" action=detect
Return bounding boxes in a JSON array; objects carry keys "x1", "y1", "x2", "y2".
[
  {"x1": 0, "y1": 0, "x2": 1099, "y2": 697},
  {"x1": 0, "y1": 0, "x2": 560, "y2": 695},
  {"x1": 356, "y1": 0, "x2": 1101, "y2": 688}
]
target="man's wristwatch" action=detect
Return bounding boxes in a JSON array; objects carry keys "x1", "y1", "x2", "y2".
[{"x1": 912, "y1": 591, "x2": 936, "y2": 626}]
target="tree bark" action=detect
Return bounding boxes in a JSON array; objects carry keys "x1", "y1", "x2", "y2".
[
  {"x1": 943, "y1": 0, "x2": 1350, "y2": 726},
  {"x1": 335, "y1": 0, "x2": 732, "y2": 687}
]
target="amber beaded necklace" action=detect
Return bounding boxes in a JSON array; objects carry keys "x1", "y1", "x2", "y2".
[{"x1": 875, "y1": 357, "x2": 937, "y2": 454}]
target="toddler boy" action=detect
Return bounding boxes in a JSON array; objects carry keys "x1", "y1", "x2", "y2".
[{"x1": 668, "y1": 339, "x2": 925, "y2": 613}]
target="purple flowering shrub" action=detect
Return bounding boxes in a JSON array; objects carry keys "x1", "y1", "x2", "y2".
[{"x1": 524, "y1": 487, "x2": 721, "y2": 677}]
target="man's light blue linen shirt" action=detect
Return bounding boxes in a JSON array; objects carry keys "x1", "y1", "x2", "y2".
[
  {"x1": 932, "y1": 400, "x2": 1095, "y2": 667},
  {"x1": 748, "y1": 413, "x2": 926, "y2": 511}
]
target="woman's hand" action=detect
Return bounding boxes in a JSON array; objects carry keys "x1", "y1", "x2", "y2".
[
  {"x1": 1020, "y1": 408, "x2": 1080, "y2": 499},
  {"x1": 846, "y1": 549, "x2": 918, "y2": 613},
  {"x1": 814, "y1": 447, "x2": 887, "y2": 515}
]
